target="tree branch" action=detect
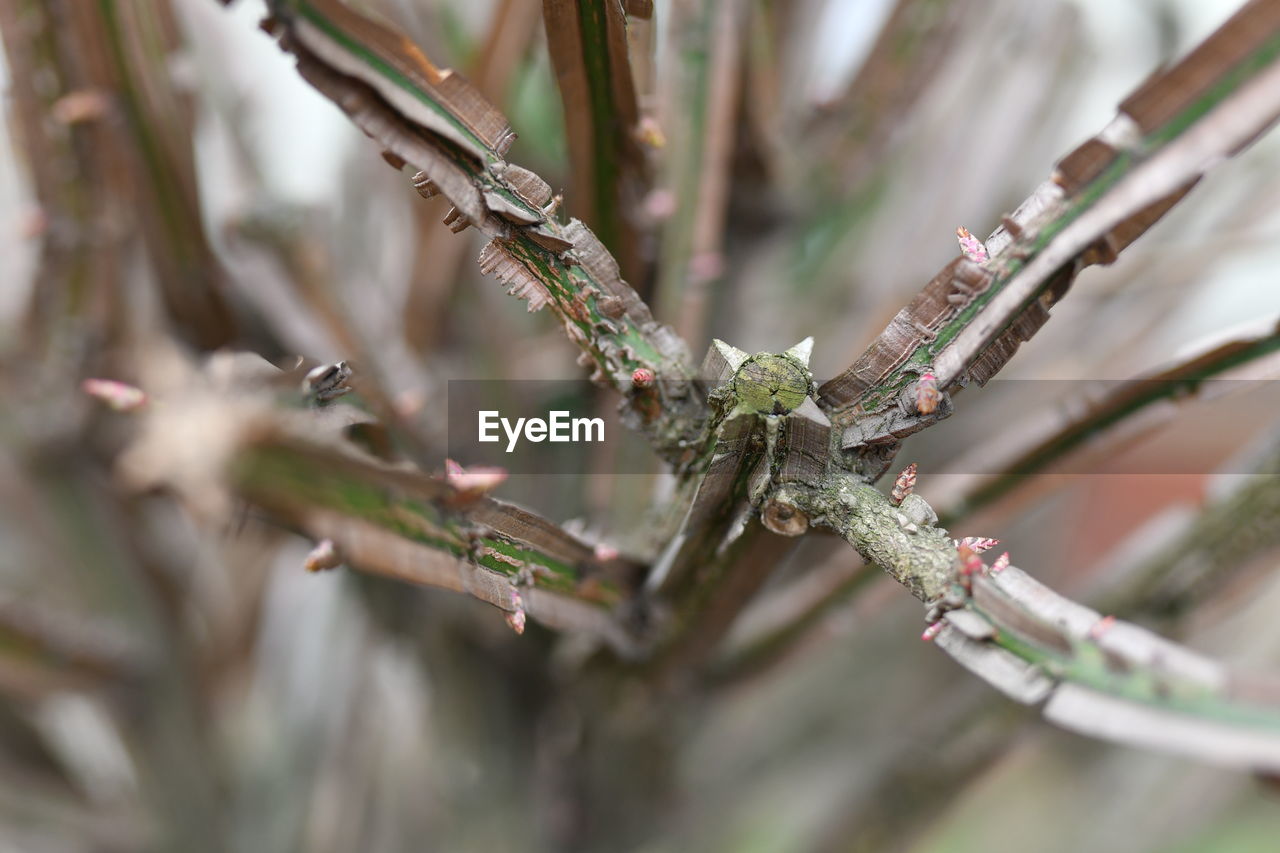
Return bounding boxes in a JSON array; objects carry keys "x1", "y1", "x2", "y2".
[
  {"x1": 1091, "y1": 427, "x2": 1280, "y2": 620},
  {"x1": 263, "y1": 0, "x2": 704, "y2": 462},
  {"x1": 542, "y1": 0, "x2": 650, "y2": 284},
  {"x1": 934, "y1": 315, "x2": 1280, "y2": 524},
  {"x1": 820, "y1": 0, "x2": 1280, "y2": 479},
  {"x1": 653, "y1": 0, "x2": 745, "y2": 344},
  {"x1": 776, "y1": 472, "x2": 1280, "y2": 772},
  {"x1": 117, "y1": 353, "x2": 643, "y2": 653}
]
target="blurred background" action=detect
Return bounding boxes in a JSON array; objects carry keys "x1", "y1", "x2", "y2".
[{"x1": 2, "y1": 0, "x2": 1280, "y2": 850}]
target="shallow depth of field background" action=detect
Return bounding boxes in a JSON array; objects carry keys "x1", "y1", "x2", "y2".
[{"x1": 2, "y1": 0, "x2": 1280, "y2": 851}]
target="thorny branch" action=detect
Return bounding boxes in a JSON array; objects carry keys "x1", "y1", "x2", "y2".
[
  {"x1": 117, "y1": 352, "x2": 642, "y2": 651},
  {"x1": 167, "y1": 0, "x2": 1280, "y2": 774},
  {"x1": 821, "y1": 0, "x2": 1280, "y2": 480},
  {"x1": 263, "y1": 0, "x2": 704, "y2": 464},
  {"x1": 777, "y1": 472, "x2": 1280, "y2": 773}
]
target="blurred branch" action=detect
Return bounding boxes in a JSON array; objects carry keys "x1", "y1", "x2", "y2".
[
  {"x1": 542, "y1": 0, "x2": 649, "y2": 284},
  {"x1": 0, "y1": 598, "x2": 150, "y2": 699},
  {"x1": 649, "y1": 522, "x2": 795, "y2": 683},
  {"x1": 710, "y1": 557, "x2": 877, "y2": 687},
  {"x1": 811, "y1": 691, "x2": 1028, "y2": 853},
  {"x1": 470, "y1": 0, "x2": 544, "y2": 100},
  {"x1": 935, "y1": 315, "x2": 1280, "y2": 524},
  {"x1": 5, "y1": 0, "x2": 245, "y2": 351},
  {"x1": 820, "y1": 0, "x2": 1280, "y2": 480},
  {"x1": 0, "y1": 0, "x2": 240, "y2": 353},
  {"x1": 804, "y1": 0, "x2": 972, "y2": 193},
  {"x1": 1092, "y1": 428, "x2": 1280, "y2": 620},
  {"x1": 653, "y1": 0, "x2": 744, "y2": 345}
]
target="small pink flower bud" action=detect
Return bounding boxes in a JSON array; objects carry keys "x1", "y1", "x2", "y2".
[
  {"x1": 956, "y1": 544, "x2": 985, "y2": 583},
  {"x1": 444, "y1": 459, "x2": 508, "y2": 494},
  {"x1": 635, "y1": 116, "x2": 666, "y2": 148},
  {"x1": 505, "y1": 589, "x2": 526, "y2": 635},
  {"x1": 956, "y1": 226, "x2": 989, "y2": 263},
  {"x1": 956, "y1": 536, "x2": 999, "y2": 554},
  {"x1": 688, "y1": 252, "x2": 725, "y2": 283},
  {"x1": 1088, "y1": 615, "x2": 1116, "y2": 640},
  {"x1": 82, "y1": 378, "x2": 147, "y2": 412},
  {"x1": 915, "y1": 372, "x2": 940, "y2": 414},
  {"x1": 891, "y1": 463, "x2": 917, "y2": 506},
  {"x1": 304, "y1": 539, "x2": 342, "y2": 573},
  {"x1": 643, "y1": 189, "x2": 677, "y2": 221}
]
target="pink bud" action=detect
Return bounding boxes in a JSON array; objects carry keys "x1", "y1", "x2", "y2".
[
  {"x1": 444, "y1": 459, "x2": 508, "y2": 494},
  {"x1": 688, "y1": 252, "x2": 725, "y2": 283},
  {"x1": 956, "y1": 544, "x2": 985, "y2": 581},
  {"x1": 505, "y1": 609, "x2": 526, "y2": 634},
  {"x1": 1088, "y1": 615, "x2": 1116, "y2": 640},
  {"x1": 922, "y1": 621, "x2": 944, "y2": 642},
  {"x1": 643, "y1": 189, "x2": 678, "y2": 221},
  {"x1": 82, "y1": 378, "x2": 147, "y2": 412},
  {"x1": 956, "y1": 536, "x2": 999, "y2": 554},
  {"x1": 52, "y1": 89, "x2": 109, "y2": 125},
  {"x1": 990, "y1": 552, "x2": 1010, "y2": 574},
  {"x1": 304, "y1": 539, "x2": 342, "y2": 573},
  {"x1": 956, "y1": 226, "x2": 989, "y2": 263},
  {"x1": 631, "y1": 368, "x2": 655, "y2": 388},
  {"x1": 635, "y1": 116, "x2": 666, "y2": 149}
]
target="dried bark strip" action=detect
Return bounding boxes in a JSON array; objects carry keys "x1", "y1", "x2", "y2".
[
  {"x1": 266, "y1": 0, "x2": 704, "y2": 461},
  {"x1": 233, "y1": 433, "x2": 637, "y2": 604}
]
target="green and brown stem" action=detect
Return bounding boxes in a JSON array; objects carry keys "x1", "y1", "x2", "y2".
[
  {"x1": 542, "y1": 0, "x2": 649, "y2": 284},
  {"x1": 265, "y1": 0, "x2": 705, "y2": 462},
  {"x1": 822, "y1": 0, "x2": 1280, "y2": 476},
  {"x1": 777, "y1": 470, "x2": 1280, "y2": 773}
]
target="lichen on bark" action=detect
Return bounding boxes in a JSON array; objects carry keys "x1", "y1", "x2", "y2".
[{"x1": 782, "y1": 473, "x2": 956, "y2": 603}]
